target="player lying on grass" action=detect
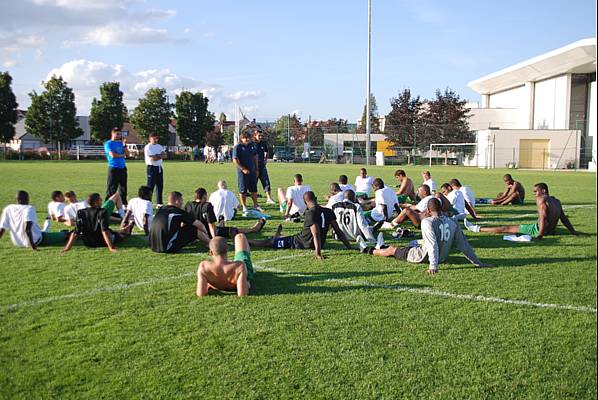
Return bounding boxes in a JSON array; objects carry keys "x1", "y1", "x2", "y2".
[
  {"x1": 249, "y1": 191, "x2": 352, "y2": 260},
  {"x1": 360, "y1": 198, "x2": 491, "y2": 275},
  {"x1": 1, "y1": 190, "x2": 69, "y2": 250},
  {"x1": 196, "y1": 234, "x2": 254, "y2": 297},
  {"x1": 491, "y1": 174, "x2": 525, "y2": 205},
  {"x1": 63, "y1": 191, "x2": 88, "y2": 227},
  {"x1": 464, "y1": 183, "x2": 577, "y2": 240},
  {"x1": 394, "y1": 169, "x2": 417, "y2": 204},
  {"x1": 277, "y1": 173, "x2": 311, "y2": 221},
  {"x1": 185, "y1": 187, "x2": 266, "y2": 239},
  {"x1": 121, "y1": 186, "x2": 154, "y2": 235},
  {"x1": 62, "y1": 192, "x2": 133, "y2": 253},
  {"x1": 149, "y1": 191, "x2": 211, "y2": 253},
  {"x1": 331, "y1": 189, "x2": 376, "y2": 245}
]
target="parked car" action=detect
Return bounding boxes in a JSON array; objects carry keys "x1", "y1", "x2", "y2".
[{"x1": 273, "y1": 149, "x2": 294, "y2": 162}]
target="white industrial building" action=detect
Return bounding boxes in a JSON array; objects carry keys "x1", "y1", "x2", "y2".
[{"x1": 467, "y1": 38, "x2": 596, "y2": 169}]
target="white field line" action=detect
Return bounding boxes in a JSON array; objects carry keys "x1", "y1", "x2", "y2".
[{"x1": 2, "y1": 253, "x2": 596, "y2": 314}]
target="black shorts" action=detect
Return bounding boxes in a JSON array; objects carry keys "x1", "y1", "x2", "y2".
[
  {"x1": 237, "y1": 169, "x2": 258, "y2": 195},
  {"x1": 167, "y1": 225, "x2": 197, "y2": 253},
  {"x1": 271, "y1": 236, "x2": 299, "y2": 250},
  {"x1": 394, "y1": 246, "x2": 410, "y2": 260},
  {"x1": 215, "y1": 226, "x2": 234, "y2": 238}
]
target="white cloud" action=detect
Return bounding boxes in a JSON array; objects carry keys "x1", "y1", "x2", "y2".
[
  {"x1": 3, "y1": 59, "x2": 18, "y2": 68},
  {"x1": 64, "y1": 25, "x2": 184, "y2": 47},
  {"x1": 40, "y1": 59, "x2": 260, "y2": 116}
]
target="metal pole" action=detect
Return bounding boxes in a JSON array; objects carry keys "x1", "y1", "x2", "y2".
[
  {"x1": 365, "y1": 0, "x2": 372, "y2": 166},
  {"x1": 287, "y1": 114, "x2": 290, "y2": 148}
]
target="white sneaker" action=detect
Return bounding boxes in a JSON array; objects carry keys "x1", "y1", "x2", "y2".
[
  {"x1": 42, "y1": 217, "x2": 51, "y2": 232},
  {"x1": 375, "y1": 232, "x2": 385, "y2": 249},
  {"x1": 266, "y1": 198, "x2": 276, "y2": 205},
  {"x1": 464, "y1": 219, "x2": 481, "y2": 233},
  {"x1": 380, "y1": 221, "x2": 394, "y2": 230}
]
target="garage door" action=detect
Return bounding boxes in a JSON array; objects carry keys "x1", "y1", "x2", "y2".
[{"x1": 519, "y1": 139, "x2": 550, "y2": 169}]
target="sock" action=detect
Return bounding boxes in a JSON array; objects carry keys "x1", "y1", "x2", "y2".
[
  {"x1": 42, "y1": 217, "x2": 51, "y2": 232},
  {"x1": 464, "y1": 219, "x2": 481, "y2": 233}
]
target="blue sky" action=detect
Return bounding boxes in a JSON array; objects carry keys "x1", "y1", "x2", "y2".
[{"x1": 0, "y1": 0, "x2": 595, "y2": 122}]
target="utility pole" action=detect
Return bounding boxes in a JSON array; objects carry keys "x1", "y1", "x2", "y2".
[{"x1": 365, "y1": 0, "x2": 372, "y2": 165}]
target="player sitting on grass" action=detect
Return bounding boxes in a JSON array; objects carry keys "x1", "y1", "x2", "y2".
[
  {"x1": 448, "y1": 178, "x2": 478, "y2": 219},
  {"x1": 209, "y1": 180, "x2": 240, "y2": 222},
  {"x1": 1, "y1": 190, "x2": 69, "y2": 250},
  {"x1": 249, "y1": 191, "x2": 352, "y2": 260},
  {"x1": 63, "y1": 191, "x2": 88, "y2": 227},
  {"x1": 491, "y1": 174, "x2": 525, "y2": 205},
  {"x1": 277, "y1": 173, "x2": 311, "y2": 221},
  {"x1": 186, "y1": 187, "x2": 266, "y2": 239},
  {"x1": 47, "y1": 190, "x2": 66, "y2": 223},
  {"x1": 354, "y1": 168, "x2": 374, "y2": 199},
  {"x1": 149, "y1": 191, "x2": 211, "y2": 253},
  {"x1": 464, "y1": 183, "x2": 577, "y2": 240},
  {"x1": 394, "y1": 169, "x2": 417, "y2": 204},
  {"x1": 332, "y1": 189, "x2": 377, "y2": 246},
  {"x1": 196, "y1": 234, "x2": 254, "y2": 297},
  {"x1": 387, "y1": 184, "x2": 434, "y2": 228},
  {"x1": 339, "y1": 174, "x2": 355, "y2": 193},
  {"x1": 361, "y1": 198, "x2": 491, "y2": 275},
  {"x1": 421, "y1": 171, "x2": 437, "y2": 194},
  {"x1": 325, "y1": 183, "x2": 345, "y2": 208},
  {"x1": 440, "y1": 183, "x2": 477, "y2": 220},
  {"x1": 364, "y1": 178, "x2": 401, "y2": 226},
  {"x1": 62, "y1": 192, "x2": 133, "y2": 253},
  {"x1": 122, "y1": 186, "x2": 154, "y2": 235}
]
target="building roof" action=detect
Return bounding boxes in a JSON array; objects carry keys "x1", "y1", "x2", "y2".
[{"x1": 468, "y1": 38, "x2": 596, "y2": 95}]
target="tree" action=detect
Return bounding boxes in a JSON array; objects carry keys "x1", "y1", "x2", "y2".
[
  {"x1": 385, "y1": 89, "x2": 423, "y2": 148},
  {"x1": 322, "y1": 118, "x2": 349, "y2": 133},
  {"x1": 273, "y1": 114, "x2": 302, "y2": 146},
  {"x1": 174, "y1": 91, "x2": 214, "y2": 147},
  {"x1": 25, "y1": 75, "x2": 83, "y2": 151},
  {"x1": 0, "y1": 71, "x2": 18, "y2": 143},
  {"x1": 130, "y1": 88, "x2": 172, "y2": 145},
  {"x1": 357, "y1": 94, "x2": 380, "y2": 134},
  {"x1": 419, "y1": 88, "x2": 473, "y2": 150},
  {"x1": 89, "y1": 82, "x2": 127, "y2": 142}
]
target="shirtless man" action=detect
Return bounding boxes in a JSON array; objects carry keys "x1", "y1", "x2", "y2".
[
  {"x1": 394, "y1": 169, "x2": 416, "y2": 204},
  {"x1": 465, "y1": 183, "x2": 576, "y2": 239},
  {"x1": 196, "y1": 234, "x2": 254, "y2": 297},
  {"x1": 491, "y1": 174, "x2": 525, "y2": 205}
]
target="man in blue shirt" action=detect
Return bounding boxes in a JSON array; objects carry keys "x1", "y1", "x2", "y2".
[
  {"x1": 233, "y1": 131, "x2": 260, "y2": 212},
  {"x1": 104, "y1": 127, "x2": 129, "y2": 205},
  {"x1": 253, "y1": 129, "x2": 276, "y2": 205}
]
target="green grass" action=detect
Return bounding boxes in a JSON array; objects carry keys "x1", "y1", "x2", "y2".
[{"x1": 0, "y1": 161, "x2": 596, "y2": 399}]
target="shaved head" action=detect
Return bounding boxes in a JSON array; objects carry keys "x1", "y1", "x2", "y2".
[{"x1": 209, "y1": 237, "x2": 228, "y2": 256}]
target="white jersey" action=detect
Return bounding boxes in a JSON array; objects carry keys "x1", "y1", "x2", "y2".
[
  {"x1": 127, "y1": 197, "x2": 153, "y2": 230},
  {"x1": 423, "y1": 179, "x2": 437, "y2": 193},
  {"x1": 459, "y1": 186, "x2": 475, "y2": 214},
  {"x1": 354, "y1": 176, "x2": 374, "y2": 194},
  {"x1": 209, "y1": 188, "x2": 239, "y2": 221},
  {"x1": 446, "y1": 190, "x2": 465, "y2": 214},
  {"x1": 339, "y1": 184, "x2": 355, "y2": 192},
  {"x1": 64, "y1": 201, "x2": 88, "y2": 221},
  {"x1": 47, "y1": 201, "x2": 65, "y2": 219},
  {"x1": 325, "y1": 192, "x2": 345, "y2": 208},
  {"x1": 331, "y1": 200, "x2": 375, "y2": 243},
  {"x1": 144, "y1": 143, "x2": 165, "y2": 167},
  {"x1": 371, "y1": 186, "x2": 399, "y2": 222},
  {"x1": 285, "y1": 184, "x2": 311, "y2": 215},
  {"x1": 415, "y1": 195, "x2": 435, "y2": 212},
  {"x1": 0, "y1": 204, "x2": 43, "y2": 247}
]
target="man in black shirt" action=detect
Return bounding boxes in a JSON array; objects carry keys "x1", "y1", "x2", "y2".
[
  {"x1": 249, "y1": 191, "x2": 352, "y2": 259},
  {"x1": 62, "y1": 193, "x2": 133, "y2": 253},
  {"x1": 150, "y1": 191, "x2": 211, "y2": 253},
  {"x1": 253, "y1": 129, "x2": 276, "y2": 205},
  {"x1": 184, "y1": 187, "x2": 266, "y2": 239}
]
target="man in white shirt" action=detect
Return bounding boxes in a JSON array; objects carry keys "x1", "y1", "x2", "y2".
[
  {"x1": 364, "y1": 178, "x2": 400, "y2": 224},
  {"x1": 209, "y1": 180, "x2": 240, "y2": 221},
  {"x1": 277, "y1": 174, "x2": 311, "y2": 221},
  {"x1": 144, "y1": 133, "x2": 166, "y2": 206},
  {"x1": 422, "y1": 171, "x2": 437, "y2": 194},
  {"x1": 47, "y1": 190, "x2": 66, "y2": 223},
  {"x1": 449, "y1": 178, "x2": 478, "y2": 219},
  {"x1": 339, "y1": 175, "x2": 355, "y2": 193},
  {"x1": 325, "y1": 183, "x2": 345, "y2": 208},
  {"x1": 389, "y1": 184, "x2": 434, "y2": 228},
  {"x1": 0, "y1": 190, "x2": 68, "y2": 250},
  {"x1": 354, "y1": 168, "x2": 374, "y2": 198},
  {"x1": 64, "y1": 191, "x2": 88, "y2": 227},
  {"x1": 123, "y1": 186, "x2": 154, "y2": 235}
]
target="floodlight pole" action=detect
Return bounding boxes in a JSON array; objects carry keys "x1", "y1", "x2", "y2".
[{"x1": 365, "y1": 0, "x2": 372, "y2": 166}]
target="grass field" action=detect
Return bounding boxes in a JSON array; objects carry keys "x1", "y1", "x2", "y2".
[{"x1": 0, "y1": 161, "x2": 596, "y2": 399}]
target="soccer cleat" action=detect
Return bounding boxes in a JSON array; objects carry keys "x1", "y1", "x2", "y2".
[
  {"x1": 42, "y1": 217, "x2": 51, "y2": 232},
  {"x1": 391, "y1": 227, "x2": 404, "y2": 239},
  {"x1": 464, "y1": 219, "x2": 481, "y2": 233},
  {"x1": 375, "y1": 232, "x2": 385, "y2": 249}
]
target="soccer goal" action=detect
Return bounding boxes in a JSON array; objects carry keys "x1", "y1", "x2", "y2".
[{"x1": 428, "y1": 142, "x2": 494, "y2": 168}]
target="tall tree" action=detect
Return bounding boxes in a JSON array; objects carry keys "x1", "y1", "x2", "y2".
[
  {"x1": 322, "y1": 118, "x2": 349, "y2": 133},
  {"x1": 25, "y1": 75, "x2": 83, "y2": 149},
  {"x1": 357, "y1": 94, "x2": 380, "y2": 134},
  {"x1": 0, "y1": 71, "x2": 18, "y2": 143},
  {"x1": 174, "y1": 91, "x2": 214, "y2": 147},
  {"x1": 419, "y1": 88, "x2": 473, "y2": 150},
  {"x1": 274, "y1": 114, "x2": 302, "y2": 146},
  {"x1": 130, "y1": 88, "x2": 172, "y2": 145},
  {"x1": 89, "y1": 82, "x2": 127, "y2": 142},
  {"x1": 385, "y1": 89, "x2": 423, "y2": 148}
]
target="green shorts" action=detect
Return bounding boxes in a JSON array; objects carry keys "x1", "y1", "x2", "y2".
[
  {"x1": 40, "y1": 231, "x2": 67, "y2": 246},
  {"x1": 518, "y1": 223, "x2": 539, "y2": 237},
  {"x1": 396, "y1": 195, "x2": 414, "y2": 204},
  {"x1": 356, "y1": 191, "x2": 369, "y2": 198},
  {"x1": 281, "y1": 202, "x2": 287, "y2": 214},
  {"x1": 102, "y1": 199, "x2": 116, "y2": 215},
  {"x1": 234, "y1": 250, "x2": 254, "y2": 282}
]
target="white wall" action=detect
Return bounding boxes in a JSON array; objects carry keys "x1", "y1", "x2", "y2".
[
  {"x1": 533, "y1": 75, "x2": 569, "y2": 129},
  {"x1": 589, "y1": 81, "x2": 597, "y2": 170},
  {"x1": 488, "y1": 85, "x2": 526, "y2": 109},
  {"x1": 467, "y1": 107, "x2": 527, "y2": 130}
]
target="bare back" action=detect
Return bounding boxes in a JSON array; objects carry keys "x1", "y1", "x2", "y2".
[
  {"x1": 538, "y1": 196, "x2": 562, "y2": 235},
  {"x1": 399, "y1": 178, "x2": 416, "y2": 199},
  {"x1": 199, "y1": 259, "x2": 245, "y2": 291}
]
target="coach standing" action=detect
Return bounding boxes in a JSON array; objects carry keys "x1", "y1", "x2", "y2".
[
  {"x1": 144, "y1": 133, "x2": 166, "y2": 206},
  {"x1": 253, "y1": 129, "x2": 276, "y2": 205},
  {"x1": 233, "y1": 131, "x2": 261, "y2": 212},
  {"x1": 104, "y1": 127, "x2": 128, "y2": 205}
]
